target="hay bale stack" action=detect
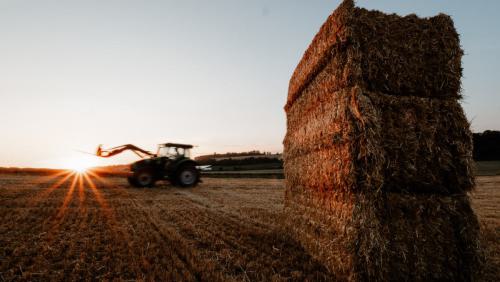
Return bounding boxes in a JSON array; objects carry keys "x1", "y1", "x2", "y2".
[{"x1": 283, "y1": 1, "x2": 482, "y2": 280}]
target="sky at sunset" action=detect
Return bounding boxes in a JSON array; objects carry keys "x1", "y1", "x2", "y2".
[{"x1": 0, "y1": 0, "x2": 499, "y2": 168}]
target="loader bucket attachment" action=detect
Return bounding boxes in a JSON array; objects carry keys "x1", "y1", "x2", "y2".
[{"x1": 96, "y1": 145, "x2": 103, "y2": 157}]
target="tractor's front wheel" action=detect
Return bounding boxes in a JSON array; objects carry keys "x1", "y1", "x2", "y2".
[
  {"x1": 175, "y1": 166, "x2": 199, "y2": 187},
  {"x1": 130, "y1": 170, "x2": 155, "y2": 188}
]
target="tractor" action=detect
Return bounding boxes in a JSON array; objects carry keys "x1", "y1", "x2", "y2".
[{"x1": 96, "y1": 143, "x2": 200, "y2": 188}]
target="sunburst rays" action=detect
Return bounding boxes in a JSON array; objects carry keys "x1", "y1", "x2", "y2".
[
  {"x1": 29, "y1": 171, "x2": 75, "y2": 206},
  {"x1": 82, "y1": 173, "x2": 110, "y2": 212},
  {"x1": 55, "y1": 172, "x2": 79, "y2": 218},
  {"x1": 32, "y1": 168, "x2": 113, "y2": 219},
  {"x1": 31, "y1": 168, "x2": 120, "y2": 246}
]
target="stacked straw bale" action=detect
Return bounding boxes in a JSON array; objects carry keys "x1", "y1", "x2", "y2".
[{"x1": 283, "y1": 1, "x2": 482, "y2": 281}]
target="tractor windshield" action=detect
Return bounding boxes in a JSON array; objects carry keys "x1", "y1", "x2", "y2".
[{"x1": 157, "y1": 146, "x2": 191, "y2": 158}]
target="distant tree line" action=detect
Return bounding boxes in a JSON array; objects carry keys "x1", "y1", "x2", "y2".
[
  {"x1": 193, "y1": 131, "x2": 500, "y2": 164},
  {"x1": 195, "y1": 151, "x2": 278, "y2": 162},
  {"x1": 197, "y1": 156, "x2": 283, "y2": 167},
  {"x1": 473, "y1": 130, "x2": 500, "y2": 161}
]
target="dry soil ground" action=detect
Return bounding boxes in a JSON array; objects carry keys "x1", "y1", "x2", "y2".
[{"x1": 0, "y1": 172, "x2": 498, "y2": 281}]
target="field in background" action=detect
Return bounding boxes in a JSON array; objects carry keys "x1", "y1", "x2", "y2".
[
  {"x1": 0, "y1": 174, "x2": 498, "y2": 281},
  {"x1": 472, "y1": 176, "x2": 500, "y2": 280},
  {"x1": 475, "y1": 161, "x2": 500, "y2": 176},
  {"x1": 1, "y1": 160, "x2": 498, "y2": 179}
]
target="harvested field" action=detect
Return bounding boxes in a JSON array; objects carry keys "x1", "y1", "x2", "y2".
[
  {"x1": 0, "y1": 172, "x2": 329, "y2": 281},
  {"x1": 0, "y1": 173, "x2": 498, "y2": 281}
]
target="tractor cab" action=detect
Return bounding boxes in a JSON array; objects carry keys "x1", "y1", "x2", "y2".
[{"x1": 157, "y1": 143, "x2": 193, "y2": 159}]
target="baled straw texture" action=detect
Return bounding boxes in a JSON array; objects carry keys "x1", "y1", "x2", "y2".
[
  {"x1": 283, "y1": 0, "x2": 481, "y2": 280},
  {"x1": 284, "y1": 190, "x2": 482, "y2": 281},
  {"x1": 284, "y1": 87, "x2": 474, "y2": 194},
  {"x1": 286, "y1": 0, "x2": 463, "y2": 111}
]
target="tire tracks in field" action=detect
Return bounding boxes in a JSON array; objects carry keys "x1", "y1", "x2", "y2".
[
  {"x1": 114, "y1": 184, "x2": 328, "y2": 281},
  {"x1": 145, "y1": 190, "x2": 286, "y2": 280},
  {"x1": 127, "y1": 188, "x2": 258, "y2": 280},
  {"x1": 117, "y1": 196, "x2": 202, "y2": 281},
  {"x1": 174, "y1": 189, "x2": 280, "y2": 231},
  {"x1": 154, "y1": 188, "x2": 331, "y2": 280},
  {"x1": 135, "y1": 201, "x2": 239, "y2": 281}
]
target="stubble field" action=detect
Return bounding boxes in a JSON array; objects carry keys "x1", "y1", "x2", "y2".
[{"x1": 0, "y1": 172, "x2": 498, "y2": 281}]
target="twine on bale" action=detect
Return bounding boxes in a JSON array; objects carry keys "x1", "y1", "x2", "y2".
[{"x1": 283, "y1": 0, "x2": 483, "y2": 281}]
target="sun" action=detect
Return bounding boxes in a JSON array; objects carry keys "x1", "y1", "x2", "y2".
[
  {"x1": 62, "y1": 156, "x2": 97, "y2": 173},
  {"x1": 70, "y1": 163, "x2": 89, "y2": 173}
]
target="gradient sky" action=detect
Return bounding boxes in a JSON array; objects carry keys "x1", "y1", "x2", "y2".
[{"x1": 0, "y1": 0, "x2": 498, "y2": 168}]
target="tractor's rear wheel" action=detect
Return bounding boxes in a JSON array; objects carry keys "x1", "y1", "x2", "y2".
[
  {"x1": 175, "y1": 166, "x2": 199, "y2": 187},
  {"x1": 127, "y1": 176, "x2": 139, "y2": 187},
  {"x1": 131, "y1": 170, "x2": 155, "y2": 188}
]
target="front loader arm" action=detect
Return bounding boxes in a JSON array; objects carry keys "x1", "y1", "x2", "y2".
[{"x1": 96, "y1": 144, "x2": 155, "y2": 158}]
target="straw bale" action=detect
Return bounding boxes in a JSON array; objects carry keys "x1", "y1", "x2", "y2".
[
  {"x1": 287, "y1": 0, "x2": 463, "y2": 110},
  {"x1": 283, "y1": 1, "x2": 481, "y2": 280},
  {"x1": 361, "y1": 91, "x2": 474, "y2": 194},
  {"x1": 287, "y1": 0, "x2": 355, "y2": 109},
  {"x1": 284, "y1": 190, "x2": 483, "y2": 281},
  {"x1": 284, "y1": 189, "x2": 355, "y2": 279},
  {"x1": 284, "y1": 87, "x2": 474, "y2": 194}
]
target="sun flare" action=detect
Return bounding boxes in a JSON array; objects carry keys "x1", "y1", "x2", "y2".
[
  {"x1": 70, "y1": 163, "x2": 89, "y2": 173},
  {"x1": 61, "y1": 156, "x2": 98, "y2": 174}
]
